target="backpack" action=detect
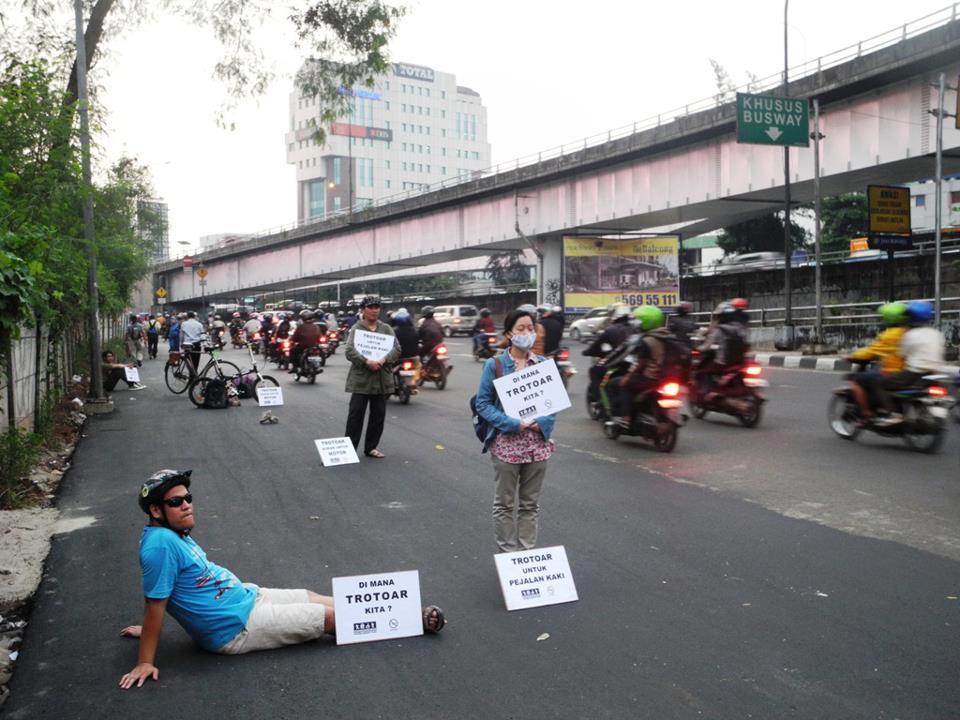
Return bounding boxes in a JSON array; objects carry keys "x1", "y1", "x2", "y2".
[
  {"x1": 469, "y1": 355, "x2": 503, "y2": 444},
  {"x1": 232, "y1": 372, "x2": 258, "y2": 399},
  {"x1": 127, "y1": 323, "x2": 141, "y2": 340},
  {"x1": 147, "y1": 320, "x2": 159, "y2": 336},
  {"x1": 201, "y1": 378, "x2": 229, "y2": 409},
  {"x1": 650, "y1": 334, "x2": 692, "y2": 383},
  {"x1": 719, "y1": 325, "x2": 748, "y2": 366}
]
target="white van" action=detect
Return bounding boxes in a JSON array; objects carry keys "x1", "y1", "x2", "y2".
[{"x1": 433, "y1": 305, "x2": 479, "y2": 336}]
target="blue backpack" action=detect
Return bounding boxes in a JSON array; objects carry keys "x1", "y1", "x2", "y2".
[{"x1": 469, "y1": 355, "x2": 503, "y2": 444}]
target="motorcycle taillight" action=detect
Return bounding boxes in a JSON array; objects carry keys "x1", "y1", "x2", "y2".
[
  {"x1": 436, "y1": 345, "x2": 448, "y2": 357},
  {"x1": 928, "y1": 385, "x2": 948, "y2": 398},
  {"x1": 659, "y1": 382, "x2": 681, "y2": 397},
  {"x1": 557, "y1": 350, "x2": 569, "y2": 361},
  {"x1": 402, "y1": 361, "x2": 413, "y2": 371},
  {"x1": 487, "y1": 336, "x2": 496, "y2": 345},
  {"x1": 744, "y1": 364, "x2": 762, "y2": 377}
]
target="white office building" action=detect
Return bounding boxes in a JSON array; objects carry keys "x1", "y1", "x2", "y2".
[
  {"x1": 286, "y1": 62, "x2": 491, "y2": 223},
  {"x1": 908, "y1": 176, "x2": 960, "y2": 231},
  {"x1": 137, "y1": 198, "x2": 169, "y2": 264}
]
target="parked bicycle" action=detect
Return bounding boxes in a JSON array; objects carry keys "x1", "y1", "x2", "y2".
[{"x1": 163, "y1": 337, "x2": 240, "y2": 395}]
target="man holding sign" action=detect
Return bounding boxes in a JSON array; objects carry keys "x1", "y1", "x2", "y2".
[
  {"x1": 474, "y1": 308, "x2": 560, "y2": 553},
  {"x1": 343, "y1": 296, "x2": 399, "y2": 459}
]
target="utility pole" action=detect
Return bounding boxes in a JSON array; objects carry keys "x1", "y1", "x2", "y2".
[
  {"x1": 74, "y1": 0, "x2": 107, "y2": 405},
  {"x1": 928, "y1": 72, "x2": 957, "y2": 328},
  {"x1": 811, "y1": 98, "x2": 825, "y2": 346},
  {"x1": 782, "y1": 0, "x2": 794, "y2": 347}
]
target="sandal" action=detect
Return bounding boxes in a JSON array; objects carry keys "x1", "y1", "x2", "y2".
[
  {"x1": 364, "y1": 449, "x2": 385, "y2": 459},
  {"x1": 422, "y1": 605, "x2": 446, "y2": 634}
]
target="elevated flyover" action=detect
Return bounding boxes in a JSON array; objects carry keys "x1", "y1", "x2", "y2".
[{"x1": 151, "y1": 10, "x2": 960, "y2": 307}]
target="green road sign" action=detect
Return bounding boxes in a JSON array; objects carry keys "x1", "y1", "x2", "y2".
[{"x1": 736, "y1": 93, "x2": 809, "y2": 147}]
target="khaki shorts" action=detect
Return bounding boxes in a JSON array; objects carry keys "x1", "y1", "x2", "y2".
[{"x1": 217, "y1": 586, "x2": 328, "y2": 654}]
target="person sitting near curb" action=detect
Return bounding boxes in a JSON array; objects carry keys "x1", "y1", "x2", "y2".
[
  {"x1": 119, "y1": 470, "x2": 445, "y2": 689},
  {"x1": 102, "y1": 351, "x2": 145, "y2": 392}
]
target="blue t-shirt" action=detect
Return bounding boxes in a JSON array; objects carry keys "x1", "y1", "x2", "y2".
[{"x1": 140, "y1": 526, "x2": 256, "y2": 651}]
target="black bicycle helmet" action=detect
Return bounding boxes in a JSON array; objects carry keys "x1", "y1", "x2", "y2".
[
  {"x1": 480, "y1": 308, "x2": 492, "y2": 317},
  {"x1": 139, "y1": 469, "x2": 192, "y2": 515},
  {"x1": 299, "y1": 309, "x2": 314, "y2": 321},
  {"x1": 360, "y1": 295, "x2": 381, "y2": 308},
  {"x1": 421, "y1": 305, "x2": 435, "y2": 319}
]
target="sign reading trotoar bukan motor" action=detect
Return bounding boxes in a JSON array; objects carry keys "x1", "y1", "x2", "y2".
[{"x1": 563, "y1": 236, "x2": 679, "y2": 313}]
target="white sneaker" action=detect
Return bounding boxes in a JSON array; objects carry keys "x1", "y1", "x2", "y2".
[
  {"x1": 131, "y1": 383, "x2": 147, "y2": 391},
  {"x1": 872, "y1": 413, "x2": 903, "y2": 427}
]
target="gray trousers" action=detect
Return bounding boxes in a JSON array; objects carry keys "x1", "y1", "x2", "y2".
[{"x1": 491, "y1": 456, "x2": 547, "y2": 553}]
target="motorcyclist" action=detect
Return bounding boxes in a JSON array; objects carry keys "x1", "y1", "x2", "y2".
[
  {"x1": 288, "y1": 310, "x2": 325, "y2": 373},
  {"x1": 418, "y1": 306, "x2": 444, "y2": 359},
  {"x1": 604, "y1": 305, "x2": 677, "y2": 429},
  {"x1": 845, "y1": 302, "x2": 908, "y2": 420},
  {"x1": 259, "y1": 312, "x2": 273, "y2": 354},
  {"x1": 583, "y1": 304, "x2": 633, "y2": 404},
  {"x1": 668, "y1": 301, "x2": 698, "y2": 349},
  {"x1": 696, "y1": 301, "x2": 750, "y2": 401},
  {"x1": 871, "y1": 300, "x2": 945, "y2": 426},
  {"x1": 229, "y1": 312, "x2": 243, "y2": 340},
  {"x1": 471, "y1": 308, "x2": 497, "y2": 353},
  {"x1": 243, "y1": 313, "x2": 261, "y2": 343},
  {"x1": 210, "y1": 314, "x2": 227, "y2": 347},
  {"x1": 275, "y1": 312, "x2": 292, "y2": 339},
  {"x1": 539, "y1": 305, "x2": 565, "y2": 356},
  {"x1": 392, "y1": 310, "x2": 421, "y2": 391}
]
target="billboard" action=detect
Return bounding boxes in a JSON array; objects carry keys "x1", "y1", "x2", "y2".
[{"x1": 563, "y1": 236, "x2": 679, "y2": 313}]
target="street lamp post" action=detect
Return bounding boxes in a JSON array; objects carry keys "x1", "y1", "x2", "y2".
[{"x1": 782, "y1": 0, "x2": 794, "y2": 348}]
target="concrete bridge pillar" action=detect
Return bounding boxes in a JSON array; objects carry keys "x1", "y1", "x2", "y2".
[{"x1": 539, "y1": 234, "x2": 564, "y2": 308}]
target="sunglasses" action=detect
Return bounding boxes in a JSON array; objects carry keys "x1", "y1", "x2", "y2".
[{"x1": 163, "y1": 493, "x2": 193, "y2": 508}]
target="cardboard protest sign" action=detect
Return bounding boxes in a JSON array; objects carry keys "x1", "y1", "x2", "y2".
[
  {"x1": 315, "y1": 437, "x2": 360, "y2": 466},
  {"x1": 124, "y1": 367, "x2": 141, "y2": 384},
  {"x1": 492, "y1": 359, "x2": 571, "y2": 420},
  {"x1": 353, "y1": 330, "x2": 395, "y2": 363},
  {"x1": 256, "y1": 386, "x2": 284, "y2": 406},
  {"x1": 332, "y1": 570, "x2": 423, "y2": 644},
  {"x1": 494, "y1": 545, "x2": 578, "y2": 611}
]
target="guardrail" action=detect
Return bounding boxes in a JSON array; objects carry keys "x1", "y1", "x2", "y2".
[
  {"x1": 686, "y1": 297, "x2": 960, "y2": 328},
  {"x1": 176, "y1": 3, "x2": 960, "y2": 262},
  {"x1": 683, "y1": 236, "x2": 960, "y2": 276}
]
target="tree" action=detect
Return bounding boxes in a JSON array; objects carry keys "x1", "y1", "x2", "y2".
[
  {"x1": 486, "y1": 251, "x2": 528, "y2": 287},
  {"x1": 717, "y1": 213, "x2": 808, "y2": 256},
  {"x1": 820, "y1": 193, "x2": 868, "y2": 254},
  {"x1": 4, "y1": 1, "x2": 405, "y2": 142},
  {"x1": 709, "y1": 59, "x2": 736, "y2": 106}
]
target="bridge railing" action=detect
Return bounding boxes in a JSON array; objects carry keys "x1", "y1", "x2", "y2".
[{"x1": 178, "y1": 4, "x2": 960, "y2": 260}]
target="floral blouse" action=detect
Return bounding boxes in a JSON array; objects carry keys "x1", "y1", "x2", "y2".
[{"x1": 491, "y1": 425, "x2": 555, "y2": 464}]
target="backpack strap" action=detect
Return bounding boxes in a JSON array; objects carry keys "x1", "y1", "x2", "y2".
[{"x1": 493, "y1": 355, "x2": 502, "y2": 378}]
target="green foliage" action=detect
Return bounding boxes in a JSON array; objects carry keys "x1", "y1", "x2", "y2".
[
  {"x1": 486, "y1": 251, "x2": 529, "y2": 286},
  {"x1": 0, "y1": 428, "x2": 43, "y2": 509},
  {"x1": 820, "y1": 193, "x2": 868, "y2": 254},
  {"x1": 717, "y1": 214, "x2": 808, "y2": 256}
]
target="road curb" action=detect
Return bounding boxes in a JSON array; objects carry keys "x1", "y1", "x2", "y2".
[{"x1": 754, "y1": 353, "x2": 960, "y2": 376}]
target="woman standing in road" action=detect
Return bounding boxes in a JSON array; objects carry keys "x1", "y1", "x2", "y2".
[{"x1": 474, "y1": 308, "x2": 557, "y2": 553}]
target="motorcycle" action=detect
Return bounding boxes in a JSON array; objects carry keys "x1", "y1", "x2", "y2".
[
  {"x1": 392, "y1": 357, "x2": 419, "y2": 404},
  {"x1": 600, "y1": 376, "x2": 688, "y2": 453},
  {"x1": 249, "y1": 331, "x2": 261, "y2": 354},
  {"x1": 473, "y1": 332, "x2": 498, "y2": 362},
  {"x1": 230, "y1": 329, "x2": 246, "y2": 349},
  {"x1": 419, "y1": 343, "x2": 452, "y2": 390},
  {"x1": 268, "y1": 337, "x2": 292, "y2": 370},
  {"x1": 293, "y1": 341, "x2": 325, "y2": 384},
  {"x1": 550, "y1": 347, "x2": 577, "y2": 390},
  {"x1": 828, "y1": 360, "x2": 955, "y2": 453},
  {"x1": 324, "y1": 329, "x2": 339, "y2": 355},
  {"x1": 689, "y1": 360, "x2": 767, "y2": 427}
]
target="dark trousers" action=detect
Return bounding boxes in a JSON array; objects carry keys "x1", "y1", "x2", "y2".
[
  {"x1": 103, "y1": 367, "x2": 132, "y2": 392},
  {"x1": 611, "y1": 375, "x2": 657, "y2": 418},
  {"x1": 147, "y1": 334, "x2": 159, "y2": 358},
  {"x1": 184, "y1": 342, "x2": 202, "y2": 375},
  {"x1": 876, "y1": 370, "x2": 924, "y2": 413},
  {"x1": 345, "y1": 393, "x2": 387, "y2": 454}
]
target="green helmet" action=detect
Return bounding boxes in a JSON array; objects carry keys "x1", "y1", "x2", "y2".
[
  {"x1": 878, "y1": 302, "x2": 907, "y2": 327},
  {"x1": 632, "y1": 305, "x2": 665, "y2": 332}
]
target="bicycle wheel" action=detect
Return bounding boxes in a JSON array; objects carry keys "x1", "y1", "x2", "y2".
[
  {"x1": 203, "y1": 360, "x2": 241, "y2": 382},
  {"x1": 165, "y1": 360, "x2": 192, "y2": 394},
  {"x1": 253, "y1": 376, "x2": 279, "y2": 392},
  {"x1": 188, "y1": 377, "x2": 209, "y2": 407}
]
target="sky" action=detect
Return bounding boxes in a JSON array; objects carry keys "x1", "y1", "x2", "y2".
[{"x1": 95, "y1": 0, "x2": 956, "y2": 254}]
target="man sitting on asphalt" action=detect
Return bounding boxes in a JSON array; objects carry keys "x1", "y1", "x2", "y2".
[
  {"x1": 119, "y1": 470, "x2": 445, "y2": 689},
  {"x1": 102, "y1": 350, "x2": 146, "y2": 393}
]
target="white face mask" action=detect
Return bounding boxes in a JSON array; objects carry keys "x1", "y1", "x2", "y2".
[{"x1": 510, "y1": 331, "x2": 535, "y2": 350}]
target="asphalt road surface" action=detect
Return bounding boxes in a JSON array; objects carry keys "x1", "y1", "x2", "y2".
[{"x1": 7, "y1": 337, "x2": 959, "y2": 719}]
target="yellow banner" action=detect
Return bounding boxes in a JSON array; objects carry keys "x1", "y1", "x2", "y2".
[{"x1": 563, "y1": 236, "x2": 680, "y2": 312}]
